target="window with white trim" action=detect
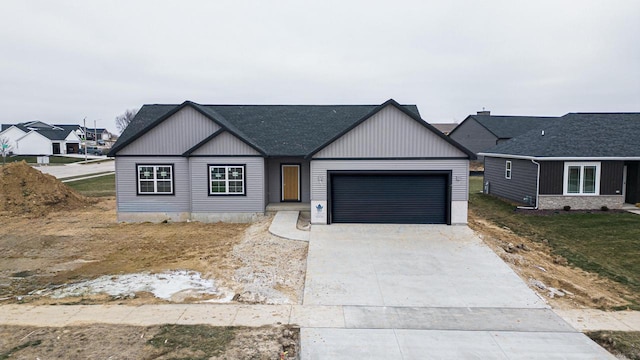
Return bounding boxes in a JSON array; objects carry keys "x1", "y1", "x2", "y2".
[
  {"x1": 563, "y1": 162, "x2": 600, "y2": 195},
  {"x1": 209, "y1": 165, "x2": 245, "y2": 195},
  {"x1": 137, "y1": 165, "x2": 173, "y2": 194},
  {"x1": 505, "y1": 161, "x2": 512, "y2": 179}
]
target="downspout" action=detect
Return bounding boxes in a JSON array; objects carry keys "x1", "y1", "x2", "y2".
[
  {"x1": 516, "y1": 159, "x2": 540, "y2": 210},
  {"x1": 531, "y1": 159, "x2": 540, "y2": 209}
]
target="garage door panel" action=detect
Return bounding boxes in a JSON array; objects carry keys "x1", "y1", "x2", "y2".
[{"x1": 330, "y1": 174, "x2": 448, "y2": 224}]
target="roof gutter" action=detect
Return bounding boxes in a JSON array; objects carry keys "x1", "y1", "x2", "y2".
[{"x1": 478, "y1": 153, "x2": 640, "y2": 161}]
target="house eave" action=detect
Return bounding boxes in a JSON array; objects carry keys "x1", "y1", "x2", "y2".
[{"x1": 479, "y1": 153, "x2": 640, "y2": 161}]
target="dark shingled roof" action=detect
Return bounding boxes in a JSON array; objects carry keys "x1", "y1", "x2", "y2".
[
  {"x1": 1, "y1": 123, "x2": 79, "y2": 141},
  {"x1": 462, "y1": 115, "x2": 559, "y2": 139},
  {"x1": 112, "y1": 100, "x2": 456, "y2": 158},
  {"x1": 482, "y1": 113, "x2": 640, "y2": 158}
]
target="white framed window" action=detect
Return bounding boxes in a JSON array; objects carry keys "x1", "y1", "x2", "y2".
[
  {"x1": 505, "y1": 160, "x2": 512, "y2": 179},
  {"x1": 137, "y1": 164, "x2": 173, "y2": 195},
  {"x1": 563, "y1": 162, "x2": 600, "y2": 195},
  {"x1": 209, "y1": 165, "x2": 245, "y2": 195}
]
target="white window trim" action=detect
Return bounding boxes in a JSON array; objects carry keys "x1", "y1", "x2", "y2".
[
  {"x1": 208, "y1": 165, "x2": 246, "y2": 195},
  {"x1": 137, "y1": 164, "x2": 174, "y2": 195},
  {"x1": 505, "y1": 160, "x2": 512, "y2": 179},
  {"x1": 563, "y1": 161, "x2": 601, "y2": 196}
]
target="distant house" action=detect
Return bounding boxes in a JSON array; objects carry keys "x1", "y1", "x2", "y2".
[
  {"x1": 430, "y1": 123, "x2": 458, "y2": 135},
  {"x1": 78, "y1": 127, "x2": 113, "y2": 141},
  {"x1": 0, "y1": 121, "x2": 81, "y2": 155},
  {"x1": 449, "y1": 111, "x2": 558, "y2": 160},
  {"x1": 108, "y1": 99, "x2": 476, "y2": 224},
  {"x1": 480, "y1": 113, "x2": 640, "y2": 210}
]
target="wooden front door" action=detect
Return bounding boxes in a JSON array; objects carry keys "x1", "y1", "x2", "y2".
[{"x1": 281, "y1": 165, "x2": 300, "y2": 201}]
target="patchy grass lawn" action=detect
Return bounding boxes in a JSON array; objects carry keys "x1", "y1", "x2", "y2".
[
  {"x1": 588, "y1": 331, "x2": 640, "y2": 360},
  {"x1": 5, "y1": 155, "x2": 85, "y2": 164},
  {"x1": 468, "y1": 177, "x2": 640, "y2": 300},
  {"x1": 66, "y1": 174, "x2": 115, "y2": 197}
]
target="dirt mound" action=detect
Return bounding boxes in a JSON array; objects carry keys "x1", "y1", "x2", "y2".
[{"x1": 0, "y1": 162, "x2": 90, "y2": 216}]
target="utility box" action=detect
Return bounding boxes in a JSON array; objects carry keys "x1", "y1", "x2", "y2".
[{"x1": 37, "y1": 156, "x2": 50, "y2": 165}]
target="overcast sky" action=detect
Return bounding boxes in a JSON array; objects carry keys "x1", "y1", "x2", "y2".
[{"x1": 1, "y1": 1, "x2": 638, "y2": 133}]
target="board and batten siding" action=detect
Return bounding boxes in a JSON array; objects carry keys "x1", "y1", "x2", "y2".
[
  {"x1": 267, "y1": 158, "x2": 310, "y2": 203},
  {"x1": 313, "y1": 106, "x2": 468, "y2": 159},
  {"x1": 539, "y1": 161, "x2": 564, "y2": 195},
  {"x1": 540, "y1": 160, "x2": 624, "y2": 196},
  {"x1": 115, "y1": 157, "x2": 190, "y2": 212},
  {"x1": 310, "y1": 159, "x2": 469, "y2": 201},
  {"x1": 118, "y1": 107, "x2": 221, "y2": 155},
  {"x1": 190, "y1": 131, "x2": 260, "y2": 156},
  {"x1": 601, "y1": 161, "x2": 624, "y2": 195},
  {"x1": 189, "y1": 157, "x2": 265, "y2": 213},
  {"x1": 449, "y1": 119, "x2": 498, "y2": 160},
  {"x1": 485, "y1": 157, "x2": 537, "y2": 205}
]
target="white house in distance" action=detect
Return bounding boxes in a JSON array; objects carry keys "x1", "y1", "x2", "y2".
[{"x1": 0, "y1": 121, "x2": 82, "y2": 155}]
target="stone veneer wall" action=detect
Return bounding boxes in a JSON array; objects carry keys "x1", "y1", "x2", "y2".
[{"x1": 537, "y1": 195, "x2": 624, "y2": 210}]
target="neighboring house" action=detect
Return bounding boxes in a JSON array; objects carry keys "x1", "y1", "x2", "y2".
[
  {"x1": 108, "y1": 99, "x2": 476, "y2": 224},
  {"x1": 449, "y1": 111, "x2": 558, "y2": 160},
  {"x1": 480, "y1": 113, "x2": 640, "y2": 210},
  {"x1": 76, "y1": 127, "x2": 114, "y2": 141},
  {"x1": 0, "y1": 121, "x2": 81, "y2": 155},
  {"x1": 430, "y1": 123, "x2": 458, "y2": 135}
]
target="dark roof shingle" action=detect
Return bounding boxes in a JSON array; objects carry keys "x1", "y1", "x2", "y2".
[
  {"x1": 470, "y1": 115, "x2": 559, "y2": 139},
  {"x1": 482, "y1": 113, "x2": 640, "y2": 158},
  {"x1": 111, "y1": 101, "x2": 439, "y2": 157}
]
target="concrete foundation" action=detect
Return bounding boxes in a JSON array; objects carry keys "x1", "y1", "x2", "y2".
[{"x1": 117, "y1": 212, "x2": 262, "y2": 223}]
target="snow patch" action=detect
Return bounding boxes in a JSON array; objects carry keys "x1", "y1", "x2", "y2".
[{"x1": 44, "y1": 270, "x2": 233, "y2": 302}]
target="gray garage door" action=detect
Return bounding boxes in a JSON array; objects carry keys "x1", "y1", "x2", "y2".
[{"x1": 330, "y1": 173, "x2": 449, "y2": 224}]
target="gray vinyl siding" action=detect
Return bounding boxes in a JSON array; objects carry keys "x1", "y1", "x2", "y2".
[
  {"x1": 119, "y1": 107, "x2": 221, "y2": 155},
  {"x1": 189, "y1": 157, "x2": 265, "y2": 213},
  {"x1": 449, "y1": 119, "x2": 499, "y2": 160},
  {"x1": 485, "y1": 157, "x2": 537, "y2": 205},
  {"x1": 191, "y1": 131, "x2": 260, "y2": 156},
  {"x1": 313, "y1": 106, "x2": 468, "y2": 158},
  {"x1": 310, "y1": 159, "x2": 469, "y2": 201},
  {"x1": 266, "y1": 158, "x2": 310, "y2": 203},
  {"x1": 116, "y1": 156, "x2": 190, "y2": 212}
]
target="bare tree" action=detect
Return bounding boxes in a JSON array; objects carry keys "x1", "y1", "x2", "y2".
[
  {"x1": 115, "y1": 108, "x2": 138, "y2": 133},
  {"x1": 1, "y1": 136, "x2": 13, "y2": 165}
]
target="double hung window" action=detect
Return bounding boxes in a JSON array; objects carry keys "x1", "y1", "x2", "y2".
[
  {"x1": 564, "y1": 162, "x2": 600, "y2": 195},
  {"x1": 209, "y1": 165, "x2": 245, "y2": 195},
  {"x1": 137, "y1": 165, "x2": 173, "y2": 194}
]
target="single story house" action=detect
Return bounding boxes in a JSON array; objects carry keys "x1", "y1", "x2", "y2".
[
  {"x1": 0, "y1": 121, "x2": 81, "y2": 155},
  {"x1": 108, "y1": 99, "x2": 476, "y2": 224},
  {"x1": 449, "y1": 111, "x2": 558, "y2": 160},
  {"x1": 480, "y1": 113, "x2": 640, "y2": 209}
]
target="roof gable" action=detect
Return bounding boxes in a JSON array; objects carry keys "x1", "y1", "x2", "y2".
[
  {"x1": 312, "y1": 102, "x2": 471, "y2": 158},
  {"x1": 482, "y1": 113, "x2": 640, "y2": 158},
  {"x1": 117, "y1": 105, "x2": 223, "y2": 156},
  {"x1": 186, "y1": 130, "x2": 261, "y2": 156}
]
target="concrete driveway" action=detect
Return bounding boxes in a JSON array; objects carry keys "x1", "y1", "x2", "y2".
[
  {"x1": 34, "y1": 159, "x2": 114, "y2": 179},
  {"x1": 301, "y1": 224, "x2": 614, "y2": 359}
]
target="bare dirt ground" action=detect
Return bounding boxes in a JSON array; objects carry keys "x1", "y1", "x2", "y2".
[
  {"x1": 0, "y1": 324, "x2": 299, "y2": 360},
  {"x1": 0, "y1": 198, "x2": 308, "y2": 305},
  {"x1": 468, "y1": 208, "x2": 636, "y2": 310},
  {"x1": 0, "y1": 163, "x2": 306, "y2": 358},
  {"x1": 0, "y1": 163, "x2": 308, "y2": 305}
]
